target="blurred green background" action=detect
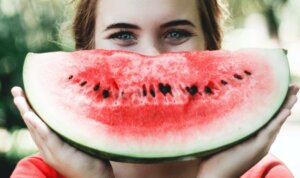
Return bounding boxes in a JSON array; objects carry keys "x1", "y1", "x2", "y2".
[{"x1": 0, "y1": 0, "x2": 299, "y2": 177}]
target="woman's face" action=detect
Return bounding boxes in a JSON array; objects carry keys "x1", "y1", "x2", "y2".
[{"x1": 95, "y1": 0, "x2": 206, "y2": 55}]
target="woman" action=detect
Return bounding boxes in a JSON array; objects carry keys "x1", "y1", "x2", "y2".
[{"x1": 11, "y1": 0, "x2": 299, "y2": 177}]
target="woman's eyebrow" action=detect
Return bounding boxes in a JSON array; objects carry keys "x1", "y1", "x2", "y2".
[
  {"x1": 160, "y1": 19, "x2": 196, "y2": 28},
  {"x1": 104, "y1": 23, "x2": 140, "y2": 31}
]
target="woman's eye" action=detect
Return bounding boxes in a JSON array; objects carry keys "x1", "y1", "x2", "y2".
[
  {"x1": 163, "y1": 30, "x2": 194, "y2": 44},
  {"x1": 108, "y1": 31, "x2": 137, "y2": 46},
  {"x1": 110, "y1": 31, "x2": 134, "y2": 40}
]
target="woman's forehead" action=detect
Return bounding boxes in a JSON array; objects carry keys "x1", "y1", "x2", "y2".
[{"x1": 96, "y1": 0, "x2": 200, "y2": 29}]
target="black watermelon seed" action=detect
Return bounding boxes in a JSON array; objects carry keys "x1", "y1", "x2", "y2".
[
  {"x1": 158, "y1": 83, "x2": 172, "y2": 95},
  {"x1": 68, "y1": 75, "x2": 73, "y2": 80},
  {"x1": 244, "y1": 70, "x2": 252, "y2": 76},
  {"x1": 93, "y1": 83, "x2": 100, "y2": 91},
  {"x1": 150, "y1": 88, "x2": 156, "y2": 97},
  {"x1": 186, "y1": 85, "x2": 198, "y2": 96},
  {"x1": 102, "y1": 90, "x2": 110, "y2": 98},
  {"x1": 80, "y1": 81, "x2": 87, "y2": 86},
  {"x1": 221, "y1": 80, "x2": 228, "y2": 85},
  {"x1": 204, "y1": 86, "x2": 213, "y2": 94},
  {"x1": 142, "y1": 85, "x2": 147, "y2": 96},
  {"x1": 234, "y1": 74, "x2": 243, "y2": 80}
]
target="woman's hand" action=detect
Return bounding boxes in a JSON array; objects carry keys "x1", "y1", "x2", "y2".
[
  {"x1": 197, "y1": 85, "x2": 299, "y2": 178},
  {"x1": 11, "y1": 86, "x2": 115, "y2": 178}
]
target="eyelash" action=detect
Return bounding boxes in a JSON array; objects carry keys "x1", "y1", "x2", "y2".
[
  {"x1": 108, "y1": 30, "x2": 136, "y2": 41},
  {"x1": 163, "y1": 29, "x2": 194, "y2": 40}
]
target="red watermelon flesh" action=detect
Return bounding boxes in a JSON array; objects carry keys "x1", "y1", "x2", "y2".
[{"x1": 23, "y1": 49, "x2": 289, "y2": 162}]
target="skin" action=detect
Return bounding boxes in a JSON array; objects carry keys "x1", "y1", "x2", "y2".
[
  {"x1": 95, "y1": 0, "x2": 206, "y2": 54},
  {"x1": 12, "y1": 0, "x2": 299, "y2": 177}
]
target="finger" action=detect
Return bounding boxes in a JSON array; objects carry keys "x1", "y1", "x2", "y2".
[
  {"x1": 23, "y1": 113, "x2": 53, "y2": 159},
  {"x1": 283, "y1": 95, "x2": 298, "y2": 110},
  {"x1": 289, "y1": 84, "x2": 299, "y2": 95},
  {"x1": 281, "y1": 85, "x2": 299, "y2": 108},
  {"x1": 13, "y1": 96, "x2": 32, "y2": 117},
  {"x1": 261, "y1": 109, "x2": 291, "y2": 138},
  {"x1": 11, "y1": 86, "x2": 25, "y2": 98},
  {"x1": 24, "y1": 112, "x2": 65, "y2": 152},
  {"x1": 12, "y1": 87, "x2": 64, "y2": 149},
  {"x1": 23, "y1": 111, "x2": 51, "y2": 141},
  {"x1": 249, "y1": 109, "x2": 291, "y2": 156},
  {"x1": 23, "y1": 112, "x2": 49, "y2": 148},
  {"x1": 24, "y1": 117, "x2": 44, "y2": 150},
  {"x1": 23, "y1": 112, "x2": 56, "y2": 161}
]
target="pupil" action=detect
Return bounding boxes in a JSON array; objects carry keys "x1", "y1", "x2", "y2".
[
  {"x1": 171, "y1": 32, "x2": 179, "y2": 38},
  {"x1": 121, "y1": 34, "x2": 131, "y2": 39}
]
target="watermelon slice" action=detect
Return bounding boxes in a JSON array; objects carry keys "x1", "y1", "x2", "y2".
[{"x1": 23, "y1": 49, "x2": 289, "y2": 162}]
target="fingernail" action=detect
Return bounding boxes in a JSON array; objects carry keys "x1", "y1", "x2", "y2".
[{"x1": 11, "y1": 89, "x2": 16, "y2": 97}]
